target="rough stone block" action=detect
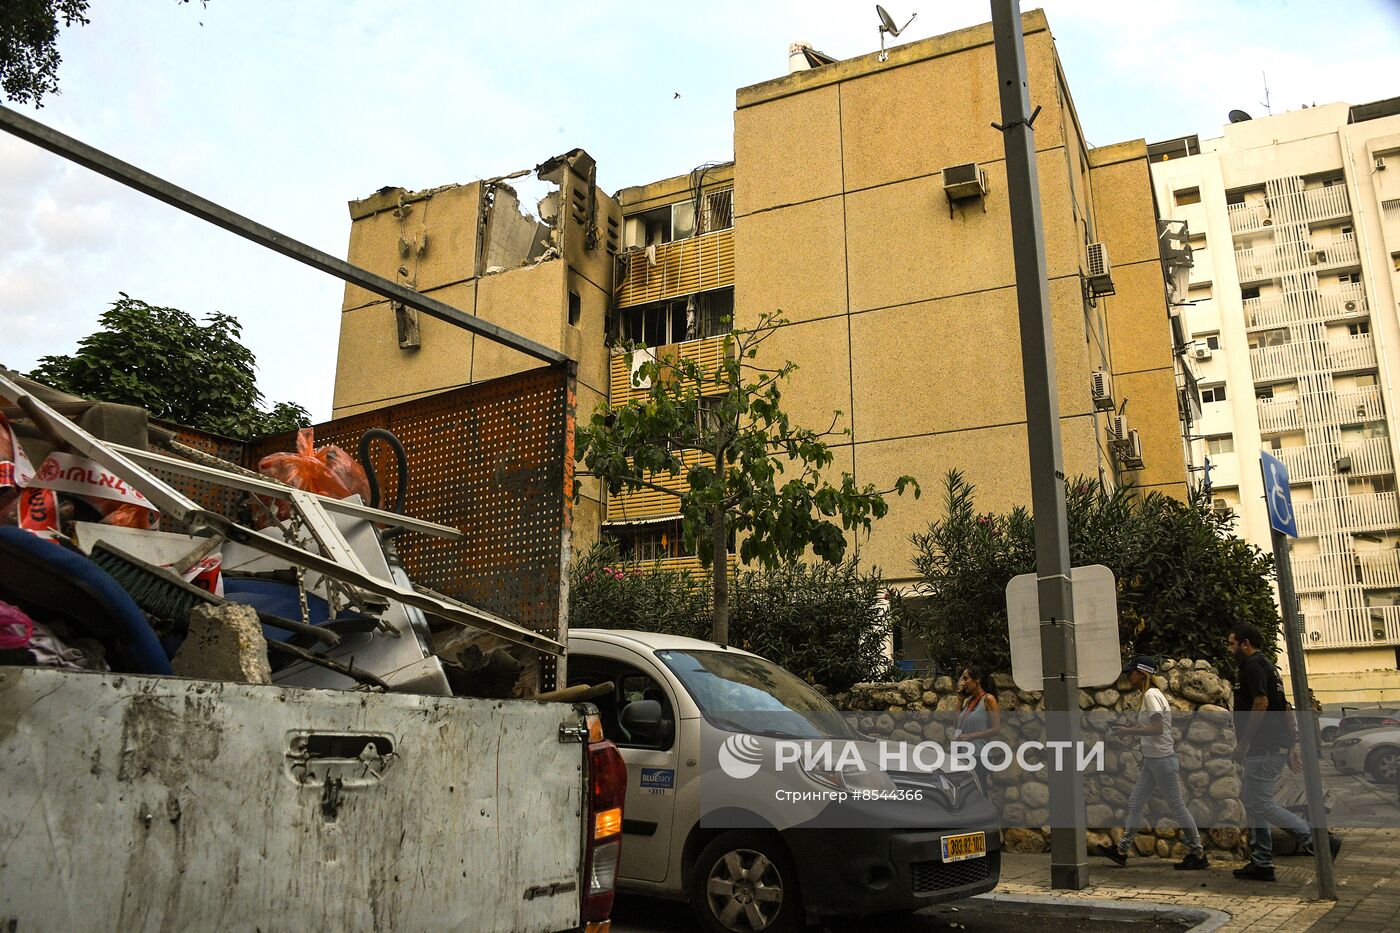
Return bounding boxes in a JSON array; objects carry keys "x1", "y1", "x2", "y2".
[{"x1": 173, "y1": 603, "x2": 271, "y2": 685}]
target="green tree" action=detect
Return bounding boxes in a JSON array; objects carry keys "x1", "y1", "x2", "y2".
[
  {"x1": 2, "y1": 2, "x2": 205, "y2": 106},
  {"x1": 29, "y1": 293, "x2": 310, "y2": 439},
  {"x1": 897, "y1": 470, "x2": 1280, "y2": 673},
  {"x1": 575, "y1": 313, "x2": 918, "y2": 645},
  {"x1": 569, "y1": 543, "x2": 895, "y2": 692}
]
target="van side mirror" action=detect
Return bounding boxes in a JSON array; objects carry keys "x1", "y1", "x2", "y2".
[{"x1": 621, "y1": 699, "x2": 671, "y2": 744}]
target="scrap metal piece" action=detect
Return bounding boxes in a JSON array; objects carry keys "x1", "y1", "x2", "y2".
[
  {"x1": 0, "y1": 373, "x2": 207, "y2": 526},
  {"x1": 109, "y1": 442, "x2": 464, "y2": 541}
]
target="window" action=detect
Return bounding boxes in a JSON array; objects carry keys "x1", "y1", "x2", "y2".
[
  {"x1": 618, "y1": 288, "x2": 733, "y2": 347},
  {"x1": 1341, "y1": 225, "x2": 1353, "y2": 237},
  {"x1": 1189, "y1": 234, "x2": 1207, "y2": 251},
  {"x1": 1204, "y1": 334, "x2": 1221, "y2": 350},
  {"x1": 609, "y1": 521, "x2": 689, "y2": 562},
  {"x1": 1250, "y1": 328, "x2": 1290, "y2": 349},
  {"x1": 1392, "y1": 253, "x2": 1400, "y2": 273},
  {"x1": 1256, "y1": 386, "x2": 1274, "y2": 399},
  {"x1": 1322, "y1": 176, "x2": 1344, "y2": 188},
  {"x1": 566, "y1": 655, "x2": 675, "y2": 750},
  {"x1": 1174, "y1": 187, "x2": 1202, "y2": 206},
  {"x1": 1348, "y1": 321, "x2": 1371, "y2": 337},
  {"x1": 1206, "y1": 435, "x2": 1235, "y2": 455},
  {"x1": 1226, "y1": 190, "x2": 1246, "y2": 206},
  {"x1": 1241, "y1": 286, "x2": 1261, "y2": 301},
  {"x1": 1201, "y1": 384, "x2": 1227, "y2": 404},
  {"x1": 1340, "y1": 272, "x2": 1362, "y2": 285},
  {"x1": 568, "y1": 289, "x2": 581, "y2": 327}
]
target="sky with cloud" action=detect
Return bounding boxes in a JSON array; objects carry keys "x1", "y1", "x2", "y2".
[{"x1": 2, "y1": 0, "x2": 1397, "y2": 420}]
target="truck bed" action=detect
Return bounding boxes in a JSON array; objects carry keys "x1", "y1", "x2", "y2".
[{"x1": 0, "y1": 667, "x2": 585, "y2": 932}]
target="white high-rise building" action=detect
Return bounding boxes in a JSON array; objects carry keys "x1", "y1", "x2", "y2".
[{"x1": 1150, "y1": 98, "x2": 1400, "y2": 704}]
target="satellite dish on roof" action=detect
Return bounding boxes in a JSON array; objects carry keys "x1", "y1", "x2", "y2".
[
  {"x1": 876, "y1": 5, "x2": 917, "y2": 61},
  {"x1": 1229, "y1": 109, "x2": 1253, "y2": 123}
]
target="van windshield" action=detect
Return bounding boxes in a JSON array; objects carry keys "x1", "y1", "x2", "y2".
[{"x1": 655, "y1": 649, "x2": 855, "y2": 739}]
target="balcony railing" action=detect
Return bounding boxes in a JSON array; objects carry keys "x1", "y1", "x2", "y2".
[
  {"x1": 1295, "y1": 492, "x2": 1400, "y2": 537},
  {"x1": 1328, "y1": 332, "x2": 1377, "y2": 372},
  {"x1": 1257, "y1": 385, "x2": 1386, "y2": 434},
  {"x1": 603, "y1": 448, "x2": 709, "y2": 522},
  {"x1": 1270, "y1": 436, "x2": 1394, "y2": 482},
  {"x1": 616, "y1": 227, "x2": 734, "y2": 308},
  {"x1": 1256, "y1": 396, "x2": 1302, "y2": 434},
  {"x1": 608, "y1": 334, "x2": 729, "y2": 406},
  {"x1": 1243, "y1": 283, "x2": 1368, "y2": 330},
  {"x1": 1249, "y1": 341, "x2": 1320, "y2": 381},
  {"x1": 1296, "y1": 551, "x2": 1400, "y2": 592},
  {"x1": 1302, "y1": 604, "x2": 1400, "y2": 650},
  {"x1": 1311, "y1": 233, "x2": 1360, "y2": 272},
  {"x1": 1228, "y1": 185, "x2": 1351, "y2": 235}
]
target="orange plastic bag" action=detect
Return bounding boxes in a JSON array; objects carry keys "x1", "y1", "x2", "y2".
[{"x1": 256, "y1": 428, "x2": 370, "y2": 523}]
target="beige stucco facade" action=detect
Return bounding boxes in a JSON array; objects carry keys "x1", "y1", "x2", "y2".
[{"x1": 330, "y1": 11, "x2": 1188, "y2": 589}]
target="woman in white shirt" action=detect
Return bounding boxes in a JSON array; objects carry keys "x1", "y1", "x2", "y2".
[{"x1": 1095, "y1": 656, "x2": 1208, "y2": 871}]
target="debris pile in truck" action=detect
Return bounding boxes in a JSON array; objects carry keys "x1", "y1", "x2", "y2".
[{"x1": 0, "y1": 368, "x2": 565, "y2": 697}]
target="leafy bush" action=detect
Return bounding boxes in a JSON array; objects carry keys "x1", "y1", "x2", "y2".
[
  {"x1": 895, "y1": 471, "x2": 1280, "y2": 673},
  {"x1": 569, "y1": 544, "x2": 894, "y2": 692}
]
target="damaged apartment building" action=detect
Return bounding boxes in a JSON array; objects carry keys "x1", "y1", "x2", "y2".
[{"x1": 332, "y1": 9, "x2": 1190, "y2": 591}]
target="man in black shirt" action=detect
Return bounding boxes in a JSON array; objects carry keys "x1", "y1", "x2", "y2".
[{"x1": 1228, "y1": 622, "x2": 1340, "y2": 880}]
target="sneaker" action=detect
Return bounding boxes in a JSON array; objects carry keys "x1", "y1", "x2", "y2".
[
  {"x1": 1174, "y1": 851, "x2": 1209, "y2": 871},
  {"x1": 1094, "y1": 843, "x2": 1127, "y2": 866},
  {"x1": 1233, "y1": 863, "x2": 1276, "y2": 882}
]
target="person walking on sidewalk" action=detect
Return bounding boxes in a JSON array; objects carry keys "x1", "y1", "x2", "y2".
[
  {"x1": 1228, "y1": 622, "x2": 1341, "y2": 882},
  {"x1": 1095, "y1": 655, "x2": 1209, "y2": 871},
  {"x1": 954, "y1": 664, "x2": 1001, "y2": 792}
]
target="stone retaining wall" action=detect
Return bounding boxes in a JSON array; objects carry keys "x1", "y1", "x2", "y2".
[{"x1": 834, "y1": 659, "x2": 1249, "y2": 859}]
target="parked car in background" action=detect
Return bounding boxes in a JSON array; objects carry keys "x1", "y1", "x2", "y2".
[
  {"x1": 566, "y1": 629, "x2": 1001, "y2": 933},
  {"x1": 1317, "y1": 710, "x2": 1344, "y2": 745},
  {"x1": 1331, "y1": 726, "x2": 1400, "y2": 784},
  {"x1": 1336, "y1": 708, "x2": 1400, "y2": 739}
]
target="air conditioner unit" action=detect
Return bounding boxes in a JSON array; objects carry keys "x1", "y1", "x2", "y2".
[
  {"x1": 1377, "y1": 156, "x2": 1388, "y2": 171},
  {"x1": 1343, "y1": 299, "x2": 1360, "y2": 313},
  {"x1": 942, "y1": 162, "x2": 989, "y2": 201},
  {"x1": 1091, "y1": 370, "x2": 1115, "y2": 411},
  {"x1": 1261, "y1": 215, "x2": 1274, "y2": 227},
  {"x1": 1336, "y1": 455, "x2": 1353, "y2": 473},
  {"x1": 1110, "y1": 414, "x2": 1131, "y2": 444},
  {"x1": 1116, "y1": 429, "x2": 1145, "y2": 470},
  {"x1": 1212, "y1": 497, "x2": 1230, "y2": 514},
  {"x1": 1086, "y1": 242, "x2": 1115, "y2": 297},
  {"x1": 1194, "y1": 345, "x2": 1213, "y2": 361}
]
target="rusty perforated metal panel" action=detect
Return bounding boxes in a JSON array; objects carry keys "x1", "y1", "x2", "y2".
[{"x1": 248, "y1": 366, "x2": 574, "y2": 690}]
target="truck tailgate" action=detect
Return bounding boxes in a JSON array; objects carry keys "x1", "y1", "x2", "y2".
[{"x1": 0, "y1": 667, "x2": 584, "y2": 932}]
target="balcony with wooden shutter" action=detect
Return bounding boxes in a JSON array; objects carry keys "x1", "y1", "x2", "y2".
[
  {"x1": 608, "y1": 335, "x2": 729, "y2": 407},
  {"x1": 616, "y1": 227, "x2": 735, "y2": 308}
]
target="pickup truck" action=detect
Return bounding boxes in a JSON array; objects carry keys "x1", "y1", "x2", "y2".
[
  {"x1": 565, "y1": 629, "x2": 1001, "y2": 933},
  {"x1": 0, "y1": 666, "x2": 626, "y2": 932}
]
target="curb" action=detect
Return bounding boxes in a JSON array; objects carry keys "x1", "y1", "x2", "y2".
[{"x1": 967, "y1": 891, "x2": 1231, "y2": 932}]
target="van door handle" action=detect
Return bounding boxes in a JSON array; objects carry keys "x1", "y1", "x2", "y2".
[{"x1": 285, "y1": 731, "x2": 397, "y2": 789}]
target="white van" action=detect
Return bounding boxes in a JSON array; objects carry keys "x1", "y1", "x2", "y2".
[{"x1": 566, "y1": 629, "x2": 1001, "y2": 933}]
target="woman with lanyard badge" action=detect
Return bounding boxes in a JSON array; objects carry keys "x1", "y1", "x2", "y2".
[{"x1": 953, "y1": 664, "x2": 1001, "y2": 791}]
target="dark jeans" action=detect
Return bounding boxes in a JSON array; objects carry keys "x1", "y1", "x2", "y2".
[{"x1": 1241, "y1": 750, "x2": 1312, "y2": 868}]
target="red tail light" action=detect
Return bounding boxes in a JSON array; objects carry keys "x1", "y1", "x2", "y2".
[
  {"x1": 1382, "y1": 718, "x2": 1400, "y2": 726},
  {"x1": 582, "y1": 738, "x2": 627, "y2": 925}
]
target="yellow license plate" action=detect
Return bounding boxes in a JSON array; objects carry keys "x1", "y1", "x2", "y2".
[{"x1": 940, "y1": 832, "x2": 986, "y2": 863}]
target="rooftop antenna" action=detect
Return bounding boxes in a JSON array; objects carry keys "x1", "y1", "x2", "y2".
[
  {"x1": 877, "y1": 5, "x2": 916, "y2": 62},
  {"x1": 1261, "y1": 71, "x2": 1273, "y2": 116}
]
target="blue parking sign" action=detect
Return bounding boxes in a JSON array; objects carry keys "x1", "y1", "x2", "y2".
[{"x1": 1260, "y1": 451, "x2": 1298, "y2": 538}]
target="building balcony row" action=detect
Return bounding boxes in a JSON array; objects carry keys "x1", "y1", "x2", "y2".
[
  {"x1": 1243, "y1": 283, "x2": 1368, "y2": 331},
  {"x1": 1294, "y1": 492, "x2": 1400, "y2": 538},
  {"x1": 616, "y1": 226, "x2": 734, "y2": 308},
  {"x1": 1255, "y1": 385, "x2": 1385, "y2": 434},
  {"x1": 1235, "y1": 233, "x2": 1360, "y2": 285},
  {"x1": 1270, "y1": 435, "x2": 1393, "y2": 483},
  {"x1": 1228, "y1": 185, "x2": 1351, "y2": 236},
  {"x1": 1302, "y1": 604, "x2": 1400, "y2": 650},
  {"x1": 1294, "y1": 549, "x2": 1400, "y2": 592},
  {"x1": 608, "y1": 334, "x2": 730, "y2": 406},
  {"x1": 1248, "y1": 333, "x2": 1376, "y2": 382}
]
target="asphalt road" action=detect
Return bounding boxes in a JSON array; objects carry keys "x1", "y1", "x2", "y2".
[{"x1": 610, "y1": 895, "x2": 1183, "y2": 932}]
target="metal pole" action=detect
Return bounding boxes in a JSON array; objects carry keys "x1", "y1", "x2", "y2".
[
  {"x1": 0, "y1": 105, "x2": 567, "y2": 367},
  {"x1": 989, "y1": 0, "x2": 1087, "y2": 889},
  {"x1": 1270, "y1": 530, "x2": 1338, "y2": 899}
]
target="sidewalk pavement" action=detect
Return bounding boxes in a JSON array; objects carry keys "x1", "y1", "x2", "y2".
[{"x1": 996, "y1": 828, "x2": 1400, "y2": 931}]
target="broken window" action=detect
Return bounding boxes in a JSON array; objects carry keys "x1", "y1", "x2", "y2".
[{"x1": 619, "y1": 288, "x2": 734, "y2": 347}]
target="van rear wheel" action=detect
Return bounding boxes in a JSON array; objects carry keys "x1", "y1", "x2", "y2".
[{"x1": 690, "y1": 831, "x2": 802, "y2": 933}]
